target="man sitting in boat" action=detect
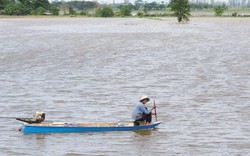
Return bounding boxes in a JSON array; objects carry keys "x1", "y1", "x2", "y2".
[{"x1": 132, "y1": 96, "x2": 156, "y2": 125}]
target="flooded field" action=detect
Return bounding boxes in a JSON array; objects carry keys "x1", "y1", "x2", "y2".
[{"x1": 0, "y1": 17, "x2": 249, "y2": 155}]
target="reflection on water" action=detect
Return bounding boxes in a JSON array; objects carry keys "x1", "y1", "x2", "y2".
[
  {"x1": 134, "y1": 129, "x2": 153, "y2": 136},
  {"x1": 0, "y1": 17, "x2": 249, "y2": 155}
]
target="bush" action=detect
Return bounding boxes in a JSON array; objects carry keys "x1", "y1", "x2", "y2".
[
  {"x1": 95, "y1": 7, "x2": 114, "y2": 17},
  {"x1": 143, "y1": 8, "x2": 149, "y2": 14},
  {"x1": 69, "y1": 6, "x2": 76, "y2": 15},
  {"x1": 214, "y1": 5, "x2": 227, "y2": 16},
  {"x1": 119, "y1": 5, "x2": 132, "y2": 17},
  {"x1": 137, "y1": 12, "x2": 144, "y2": 17},
  {"x1": 232, "y1": 12, "x2": 238, "y2": 17},
  {"x1": 101, "y1": 7, "x2": 114, "y2": 17},
  {"x1": 214, "y1": 6, "x2": 223, "y2": 16},
  {"x1": 49, "y1": 5, "x2": 59, "y2": 15},
  {"x1": 79, "y1": 10, "x2": 87, "y2": 15},
  {"x1": 35, "y1": 7, "x2": 46, "y2": 15},
  {"x1": 4, "y1": 3, "x2": 30, "y2": 15}
]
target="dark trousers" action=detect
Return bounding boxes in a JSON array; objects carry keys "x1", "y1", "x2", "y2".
[{"x1": 136, "y1": 113, "x2": 152, "y2": 123}]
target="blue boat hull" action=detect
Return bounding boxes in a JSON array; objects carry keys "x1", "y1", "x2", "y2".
[{"x1": 22, "y1": 122, "x2": 161, "y2": 134}]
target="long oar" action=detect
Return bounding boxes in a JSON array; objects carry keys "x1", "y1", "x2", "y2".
[{"x1": 154, "y1": 99, "x2": 157, "y2": 122}]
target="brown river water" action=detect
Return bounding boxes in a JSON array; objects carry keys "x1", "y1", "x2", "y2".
[{"x1": 0, "y1": 17, "x2": 249, "y2": 155}]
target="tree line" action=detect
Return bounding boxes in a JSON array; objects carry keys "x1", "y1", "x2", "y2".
[
  {"x1": 0, "y1": 0, "x2": 184, "y2": 17},
  {"x1": 0, "y1": 0, "x2": 59, "y2": 15}
]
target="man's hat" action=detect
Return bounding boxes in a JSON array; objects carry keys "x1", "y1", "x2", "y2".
[{"x1": 140, "y1": 96, "x2": 150, "y2": 102}]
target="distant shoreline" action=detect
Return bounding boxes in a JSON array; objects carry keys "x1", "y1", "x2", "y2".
[
  {"x1": 1, "y1": 10, "x2": 250, "y2": 19},
  {"x1": 1, "y1": 15, "x2": 250, "y2": 19}
]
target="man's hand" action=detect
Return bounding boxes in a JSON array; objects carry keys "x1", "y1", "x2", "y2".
[{"x1": 152, "y1": 105, "x2": 156, "y2": 109}]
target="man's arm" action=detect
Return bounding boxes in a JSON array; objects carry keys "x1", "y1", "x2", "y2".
[{"x1": 139, "y1": 104, "x2": 155, "y2": 114}]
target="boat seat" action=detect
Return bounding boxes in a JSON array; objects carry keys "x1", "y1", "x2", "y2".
[{"x1": 133, "y1": 121, "x2": 146, "y2": 126}]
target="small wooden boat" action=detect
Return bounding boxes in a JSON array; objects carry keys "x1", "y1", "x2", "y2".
[{"x1": 21, "y1": 121, "x2": 161, "y2": 134}]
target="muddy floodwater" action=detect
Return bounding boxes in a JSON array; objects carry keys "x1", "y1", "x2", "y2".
[{"x1": 0, "y1": 17, "x2": 249, "y2": 155}]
